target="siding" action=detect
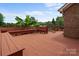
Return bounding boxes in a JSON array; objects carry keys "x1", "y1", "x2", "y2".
[{"x1": 63, "y1": 3, "x2": 79, "y2": 39}]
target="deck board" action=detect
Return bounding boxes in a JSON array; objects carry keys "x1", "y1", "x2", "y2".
[
  {"x1": 2, "y1": 34, "x2": 11, "y2": 56},
  {"x1": 3, "y1": 33, "x2": 18, "y2": 55},
  {"x1": 15, "y1": 31, "x2": 79, "y2": 56},
  {"x1": 15, "y1": 32, "x2": 66, "y2": 56},
  {"x1": 6, "y1": 32, "x2": 24, "y2": 50},
  {"x1": 1, "y1": 32, "x2": 24, "y2": 56}
]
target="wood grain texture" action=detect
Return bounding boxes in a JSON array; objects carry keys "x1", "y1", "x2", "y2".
[{"x1": 1, "y1": 32, "x2": 24, "y2": 56}]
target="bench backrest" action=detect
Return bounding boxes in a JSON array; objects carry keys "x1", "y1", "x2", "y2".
[
  {"x1": 37, "y1": 27, "x2": 48, "y2": 33},
  {"x1": 9, "y1": 29, "x2": 35, "y2": 36}
]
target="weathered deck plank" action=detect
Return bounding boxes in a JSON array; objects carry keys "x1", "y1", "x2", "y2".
[
  {"x1": 6, "y1": 32, "x2": 24, "y2": 50},
  {"x1": 1, "y1": 32, "x2": 24, "y2": 56},
  {"x1": 2, "y1": 34, "x2": 11, "y2": 56},
  {"x1": 2, "y1": 33, "x2": 18, "y2": 55}
]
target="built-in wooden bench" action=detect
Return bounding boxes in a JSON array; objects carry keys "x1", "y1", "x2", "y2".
[
  {"x1": 37, "y1": 27, "x2": 48, "y2": 33},
  {"x1": 9, "y1": 29, "x2": 35, "y2": 36},
  {"x1": 0, "y1": 32, "x2": 24, "y2": 56},
  {"x1": 1, "y1": 26, "x2": 48, "y2": 36}
]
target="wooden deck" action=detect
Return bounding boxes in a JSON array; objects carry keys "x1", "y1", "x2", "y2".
[
  {"x1": 14, "y1": 31, "x2": 79, "y2": 56},
  {"x1": 14, "y1": 31, "x2": 65, "y2": 56},
  {"x1": 0, "y1": 30, "x2": 79, "y2": 56}
]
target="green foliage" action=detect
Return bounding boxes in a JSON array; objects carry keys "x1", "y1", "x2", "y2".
[
  {"x1": 56, "y1": 16, "x2": 64, "y2": 28},
  {"x1": 0, "y1": 12, "x2": 64, "y2": 31},
  {"x1": 30, "y1": 16, "x2": 37, "y2": 26},
  {"x1": 52, "y1": 18, "x2": 56, "y2": 25},
  {"x1": 0, "y1": 13, "x2": 4, "y2": 26},
  {"x1": 14, "y1": 16, "x2": 64, "y2": 30},
  {"x1": 15, "y1": 16, "x2": 24, "y2": 27},
  {"x1": 33, "y1": 23, "x2": 40, "y2": 27},
  {"x1": 24, "y1": 15, "x2": 31, "y2": 27},
  {"x1": 6, "y1": 23, "x2": 16, "y2": 27},
  {"x1": 15, "y1": 15, "x2": 38, "y2": 27},
  {"x1": 30, "y1": 17, "x2": 35, "y2": 21},
  {"x1": 38, "y1": 22, "x2": 46, "y2": 26},
  {"x1": 45, "y1": 21, "x2": 53, "y2": 30}
]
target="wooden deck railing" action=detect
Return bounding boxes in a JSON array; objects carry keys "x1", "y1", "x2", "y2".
[
  {"x1": 37, "y1": 26, "x2": 48, "y2": 33},
  {"x1": 4, "y1": 27, "x2": 48, "y2": 36}
]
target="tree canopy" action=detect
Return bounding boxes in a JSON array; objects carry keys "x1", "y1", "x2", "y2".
[
  {"x1": 0, "y1": 13, "x2": 64, "y2": 31},
  {"x1": 15, "y1": 16, "x2": 24, "y2": 27},
  {"x1": 52, "y1": 18, "x2": 55, "y2": 25},
  {"x1": 0, "y1": 13, "x2": 4, "y2": 26},
  {"x1": 56, "y1": 16, "x2": 64, "y2": 28}
]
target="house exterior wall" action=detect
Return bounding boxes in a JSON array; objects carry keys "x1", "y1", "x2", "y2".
[{"x1": 63, "y1": 3, "x2": 79, "y2": 39}]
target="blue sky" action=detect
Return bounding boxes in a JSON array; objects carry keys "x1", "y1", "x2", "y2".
[{"x1": 0, "y1": 3, "x2": 64, "y2": 23}]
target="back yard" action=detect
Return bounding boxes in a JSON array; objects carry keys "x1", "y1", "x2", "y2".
[{"x1": 0, "y1": 3, "x2": 79, "y2": 56}]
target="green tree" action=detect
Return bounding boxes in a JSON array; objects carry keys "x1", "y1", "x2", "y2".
[
  {"x1": 24, "y1": 15, "x2": 31, "y2": 27},
  {"x1": 56, "y1": 16, "x2": 64, "y2": 28},
  {"x1": 6, "y1": 23, "x2": 16, "y2": 27},
  {"x1": 52, "y1": 18, "x2": 56, "y2": 25},
  {"x1": 0, "y1": 13, "x2": 4, "y2": 26},
  {"x1": 30, "y1": 17, "x2": 35, "y2": 21},
  {"x1": 15, "y1": 16, "x2": 24, "y2": 27},
  {"x1": 45, "y1": 21, "x2": 53, "y2": 30},
  {"x1": 30, "y1": 16, "x2": 37, "y2": 26},
  {"x1": 37, "y1": 22, "x2": 48, "y2": 26},
  {"x1": 15, "y1": 15, "x2": 39, "y2": 27}
]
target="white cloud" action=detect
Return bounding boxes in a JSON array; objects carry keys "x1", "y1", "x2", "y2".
[
  {"x1": 25, "y1": 11, "x2": 53, "y2": 16},
  {"x1": 44, "y1": 3, "x2": 64, "y2": 10},
  {"x1": 25, "y1": 11, "x2": 44, "y2": 16},
  {"x1": 25, "y1": 11, "x2": 57, "y2": 22},
  {"x1": 44, "y1": 3, "x2": 56, "y2": 7},
  {"x1": 37, "y1": 16, "x2": 53, "y2": 22},
  {"x1": 44, "y1": 3, "x2": 64, "y2": 7}
]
